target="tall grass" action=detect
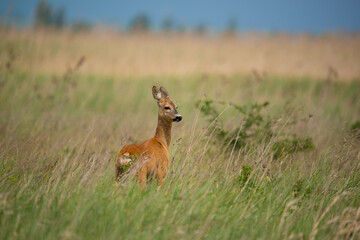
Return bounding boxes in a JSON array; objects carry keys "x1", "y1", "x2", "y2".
[
  {"x1": 1, "y1": 66, "x2": 359, "y2": 239},
  {"x1": 1, "y1": 31, "x2": 360, "y2": 239}
]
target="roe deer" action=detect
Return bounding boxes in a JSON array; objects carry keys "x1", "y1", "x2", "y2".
[{"x1": 115, "y1": 86, "x2": 182, "y2": 187}]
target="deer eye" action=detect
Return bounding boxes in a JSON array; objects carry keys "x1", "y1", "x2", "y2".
[{"x1": 164, "y1": 106, "x2": 171, "y2": 110}]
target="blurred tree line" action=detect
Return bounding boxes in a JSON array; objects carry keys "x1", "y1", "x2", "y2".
[
  {"x1": 34, "y1": 0, "x2": 65, "y2": 29},
  {"x1": 129, "y1": 14, "x2": 151, "y2": 32},
  {"x1": 34, "y1": 0, "x2": 92, "y2": 32},
  {"x1": 33, "y1": 0, "x2": 238, "y2": 35}
]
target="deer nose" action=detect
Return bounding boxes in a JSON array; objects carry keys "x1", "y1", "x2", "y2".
[{"x1": 173, "y1": 115, "x2": 182, "y2": 122}]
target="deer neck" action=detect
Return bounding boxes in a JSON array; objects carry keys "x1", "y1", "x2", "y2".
[{"x1": 154, "y1": 115, "x2": 172, "y2": 149}]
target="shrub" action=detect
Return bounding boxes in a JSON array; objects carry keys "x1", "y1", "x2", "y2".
[
  {"x1": 196, "y1": 98, "x2": 314, "y2": 159},
  {"x1": 237, "y1": 165, "x2": 254, "y2": 188},
  {"x1": 272, "y1": 137, "x2": 315, "y2": 159},
  {"x1": 350, "y1": 120, "x2": 360, "y2": 138},
  {"x1": 196, "y1": 100, "x2": 272, "y2": 150},
  {"x1": 292, "y1": 179, "x2": 313, "y2": 198}
]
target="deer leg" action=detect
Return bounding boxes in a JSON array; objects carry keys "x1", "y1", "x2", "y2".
[
  {"x1": 137, "y1": 167, "x2": 147, "y2": 189},
  {"x1": 157, "y1": 166, "x2": 167, "y2": 187},
  {"x1": 158, "y1": 174, "x2": 165, "y2": 187}
]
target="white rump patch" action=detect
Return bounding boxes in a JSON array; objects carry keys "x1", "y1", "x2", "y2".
[{"x1": 119, "y1": 153, "x2": 131, "y2": 165}]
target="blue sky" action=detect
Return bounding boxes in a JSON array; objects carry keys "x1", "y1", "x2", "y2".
[{"x1": 1, "y1": 0, "x2": 360, "y2": 33}]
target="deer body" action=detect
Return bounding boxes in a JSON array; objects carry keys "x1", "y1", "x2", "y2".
[{"x1": 115, "y1": 86, "x2": 182, "y2": 187}]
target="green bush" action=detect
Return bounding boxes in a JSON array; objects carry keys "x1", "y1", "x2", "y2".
[
  {"x1": 196, "y1": 99, "x2": 314, "y2": 159},
  {"x1": 292, "y1": 179, "x2": 313, "y2": 198},
  {"x1": 350, "y1": 120, "x2": 360, "y2": 131},
  {"x1": 236, "y1": 165, "x2": 254, "y2": 188},
  {"x1": 196, "y1": 100, "x2": 272, "y2": 149},
  {"x1": 272, "y1": 137, "x2": 315, "y2": 159},
  {"x1": 350, "y1": 120, "x2": 360, "y2": 138}
]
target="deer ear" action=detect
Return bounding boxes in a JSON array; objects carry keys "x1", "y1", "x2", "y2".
[
  {"x1": 160, "y1": 87, "x2": 169, "y2": 97},
  {"x1": 152, "y1": 86, "x2": 162, "y2": 101}
]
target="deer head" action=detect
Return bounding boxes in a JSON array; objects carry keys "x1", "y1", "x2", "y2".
[{"x1": 152, "y1": 86, "x2": 182, "y2": 122}]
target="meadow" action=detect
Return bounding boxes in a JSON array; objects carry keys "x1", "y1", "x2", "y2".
[{"x1": 0, "y1": 30, "x2": 360, "y2": 239}]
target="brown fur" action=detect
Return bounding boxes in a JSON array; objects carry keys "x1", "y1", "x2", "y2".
[{"x1": 115, "y1": 86, "x2": 182, "y2": 187}]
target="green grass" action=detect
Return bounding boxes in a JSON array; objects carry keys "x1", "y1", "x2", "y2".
[{"x1": 1, "y1": 70, "x2": 360, "y2": 239}]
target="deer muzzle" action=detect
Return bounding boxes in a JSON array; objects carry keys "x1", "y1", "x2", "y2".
[{"x1": 173, "y1": 115, "x2": 182, "y2": 122}]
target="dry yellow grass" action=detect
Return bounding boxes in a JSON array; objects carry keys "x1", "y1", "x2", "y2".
[{"x1": 1, "y1": 29, "x2": 360, "y2": 81}]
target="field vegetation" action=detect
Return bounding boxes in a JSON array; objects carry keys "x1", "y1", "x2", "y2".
[{"x1": 0, "y1": 30, "x2": 360, "y2": 239}]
